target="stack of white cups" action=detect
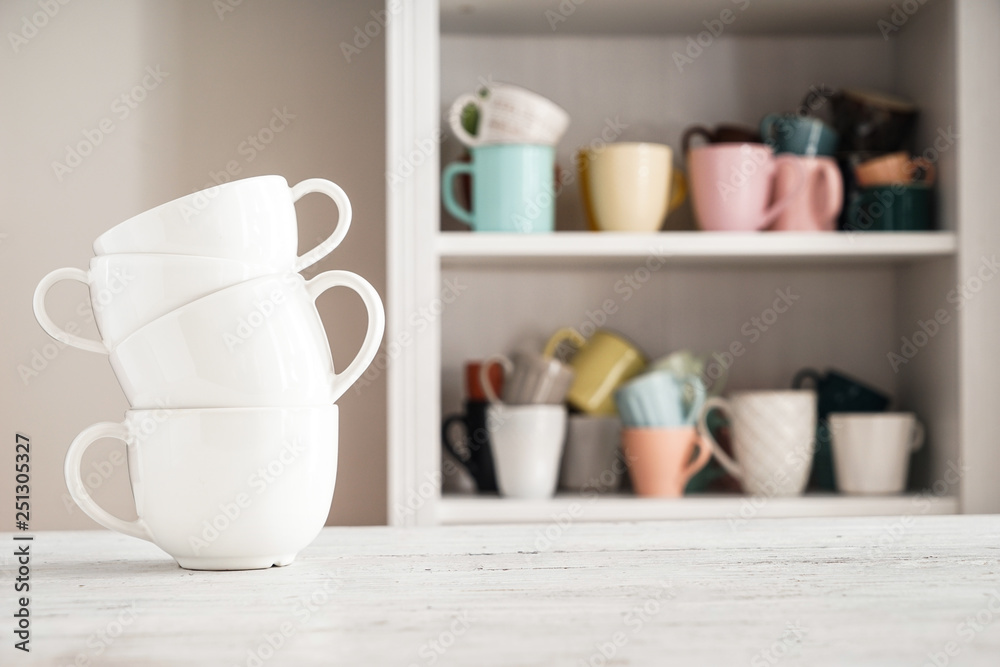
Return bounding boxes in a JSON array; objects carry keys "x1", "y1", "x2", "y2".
[{"x1": 33, "y1": 175, "x2": 385, "y2": 571}]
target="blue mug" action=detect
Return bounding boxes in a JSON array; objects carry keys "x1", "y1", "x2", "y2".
[
  {"x1": 614, "y1": 371, "x2": 706, "y2": 429},
  {"x1": 442, "y1": 145, "x2": 556, "y2": 233},
  {"x1": 760, "y1": 114, "x2": 838, "y2": 157}
]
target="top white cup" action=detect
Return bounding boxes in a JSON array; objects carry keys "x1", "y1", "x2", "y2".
[
  {"x1": 449, "y1": 83, "x2": 569, "y2": 148},
  {"x1": 93, "y1": 175, "x2": 351, "y2": 272}
]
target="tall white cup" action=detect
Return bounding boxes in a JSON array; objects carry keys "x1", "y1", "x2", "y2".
[
  {"x1": 829, "y1": 413, "x2": 924, "y2": 494},
  {"x1": 488, "y1": 404, "x2": 567, "y2": 499}
]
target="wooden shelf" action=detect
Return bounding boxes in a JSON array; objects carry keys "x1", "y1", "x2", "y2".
[
  {"x1": 437, "y1": 231, "x2": 957, "y2": 267},
  {"x1": 437, "y1": 494, "x2": 959, "y2": 525}
]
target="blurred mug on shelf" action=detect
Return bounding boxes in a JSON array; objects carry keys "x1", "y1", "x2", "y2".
[
  {"x1": 854, "y1": 152, "x2": 935, "y2": 187},
  {"x1": 448, "y1": 82, "x2": 569, "y2": 147},
  {"x1": 681, "y1": 124, "x2": 761, "y2": 154},
  {"x1": 688, "y1": 144, "x2": 802, "y2": 231},
  {"x1": 578, "y1": 142, "x2": 687, "y2": 232},
  {"x1": 829, "y1": 413, "x2": 924, "y2": 495},
  {"x1": 614, "y1": 370, "x2": 707, "y2": 429},
  {"x1": 488, "y1": 403, "x2": 568, "y2": 499},
  {"x1": 846, "y1": 184, "x2": 934, "y2": 232},
  {"x1": 442, "y1": 401, "x2": 499, "y2": 493},
  {"x1": 465, "y1": 360, "x2": 505, "y2": 402},
  {"x1": 793, "y1": 368, "x2": 890, "y2": 491},
  {"x1": 544, "y1": 328, "x2": 646, "y2": 415},
  {"x1": 480, "y1": 351, "x2": 574, "y2": 406},
  {"x1": 442, "y1": 144, "x2": 556, "y2": 233},
  {"x1": 771, "y1": 156, "x2": 843, "y2": 231},
  {"x1": 559, "y1": 415, "x2": 623, "y2": 493},
  {"x1": 698, "y1": 390, "x2": 817, "y2": 497},
  {"x1": 621, "y1": 426, "x2": 712, "y2": 497},
  {"x1": 760, "y1": 113, "x2": 838, "y2": 157},
  {"x1": 802, "y1": 87, "x2": 918, "y2": 153}
]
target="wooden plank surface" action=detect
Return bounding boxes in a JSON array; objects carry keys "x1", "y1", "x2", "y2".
[{"x1": 3, "y1": 516, "x2": 1000, "y2": 666}]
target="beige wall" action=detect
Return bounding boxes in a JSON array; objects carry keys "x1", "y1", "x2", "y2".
[{"x1": 0, "y1": 0, "x2": 388, "y2": 528}]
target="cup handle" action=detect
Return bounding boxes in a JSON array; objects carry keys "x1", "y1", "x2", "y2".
[
  {"x1": 479, "y1": 354, "x2": 512, "y2": 404},
  {"x1": 441, "y1": 162, "x2": 476, "y2": 227},
  {"x1": 681, "y1": 431, "x2": 714, "y2": 487},
  {"x1": 697, "y1": 397, "x2": 743, "y2": 479},
  {"x1": 681, "y1": 126, "x2": 713, "y2": 156},
  {"x1": 304, "y1": 270, "x2": 386, "y2": 402},
  {"x1": 289, "y1": 179, "x2": 353, "y2": 273},
  {"x1": 761, "y1": 155, "x2": 807, "y2": 228},
  {"x1": 64, "y1": 422, "x2": 153, "y2": 542},
  {"x1": 543, "y1": 327, "x2": 586, "y2": 360},
  {"x1": 668, "y1": 170, "x2": 688, "y2": 213},
  {"x1": 909, "y1": 157, "x2": 936, "y2": 185},
  {"x1": 442, "y1": 414, "x2": 473, "y2": 466},
  {"x1": 33, "y1": 268, "x2": 109, "y2": 354},
  {"x1": 448, "y1": 93, "x2": 484, "y2": 147},
  {"x1": 815, "y1": 158, "x2": 844, "y2": 227},
  {"x1": 910, "y1": 420, "x2": 926, "y2": 452},
  {"x1": 792, "y1": 368, "x2": 822, "y2": 389}
]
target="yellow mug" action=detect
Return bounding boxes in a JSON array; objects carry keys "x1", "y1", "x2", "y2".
[{"x1": 544, "y1": 328, "x2": 647, "y2": 415}]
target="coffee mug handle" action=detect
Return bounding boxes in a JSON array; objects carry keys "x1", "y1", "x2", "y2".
[
  {"x1": 65, "y1": 422, "x2": 153, "y2": 542},
  {"x1": 479, "y1": 354, "x2": 512, "y2": 404},
  {"x1": 761, "y1": 155, "x2": 807, "y2": 229},
  {"x1": 681, "y1": 432, "x2": 715, "y2": 486},
  {"x1": 543, "y1": 327, "x2": 586, "y2": 360},
  {"x1": 792, "y1": 368, "x2": 822, "y2": 389},
  {"x1": 304, "y1": 270, "x2": 386, "y2": 402},
  {"x1": 289, "y1": 178, "x2": 353, "y2": 273},
  {"x1": 910, "y1": 420, "x2": 926, "y2": 452},
  {"x1": 697, "y1": 397, "x2": 743, "y2": 480},
  {"x1": 448, "y1": 93, "x2": 483, "y2": 147},
  {"x1": 33, "y1": 268, "x2": 110, "y2": 355},
  {"x1": 442, "y1": 414, "x2": 474, "y2": 467},
  {"x1": 441, "y1": 162, "x2": 476, "y2": 227},
  {"x1": 908, "y1": 157, "x2": 936, "y2": 185},
  {"x1": 815, "y1": 158, "x2": 844, "y2": 226},
  {"x1": 681, "y1": 126, "x2": 714, "y2": 155}
]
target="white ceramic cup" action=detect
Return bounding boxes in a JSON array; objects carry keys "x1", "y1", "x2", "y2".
[
  {"x1": 92, "y1": 175, "x2": 351, "y2": 271},
  {"x1": 64, "y1": 406, "x2": 338, "y2": 571},
  {"x1": 559, "y1": 415, "x2": 623, "y2": 493},
  {"x1": 33, "y1": 254, "x2": 273, "y2": 351},
  {"x1": 448, "y1": 83, "x2": 570, "y2": 147},
  {"x1": 487, "y1": 404, "x2": 567, "y2": 499},
  {"x1": 698, "y1": 390, "x2": 817, "y2": 497},
  {"x1": 480, "y1": 352, "x2": 574, "y2": 406},
  {"x1": 829, "y1": 413, "x2": 925, "y2": 495},
  {"x1": 100, "y1": 271, "x2": 383, "y2": 408}
]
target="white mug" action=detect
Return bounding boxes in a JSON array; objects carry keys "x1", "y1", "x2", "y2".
[
  {"x1": 829, "y1": 413, "x2": 924, "y2": 495},
  {"x1": 33, "y1": 254, "x2": 272, "y2": 352},
  {"x1": 93, "y1": 175, "x2": 351, "y2": 271},
  {"x1": 448, "y1": 83, "x2": 569, "y2": 147},
  {"x1": 488, "y1": 403, "x2": 567, "y2": 499},
  {"x1": 102, "y1": 271, "x2": 383, "y2": 408},
  {"x1": 698, "y1": 390, "x2": 817, "y2": 496},
  {"x1": 480, "y1": 351, "x2": 574, "y2": 406},
  {"x1": 64, "y1": 406, "x2": 338, "y2": 571}
]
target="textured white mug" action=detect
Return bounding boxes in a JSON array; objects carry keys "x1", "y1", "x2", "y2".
[
  {"x1": 829, "y1": 413, "x2": 924, "y2": 494},
  {"x1": 64, "y1": 406, "x2": 338, "y2": 571},
  {"x1": 698, "y1": 390, "x2": 817, "y2": 496},
  {"x1": 449, "y1": 83, "x2": 569, "y2": 147}
]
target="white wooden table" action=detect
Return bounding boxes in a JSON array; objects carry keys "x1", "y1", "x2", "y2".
[{"x1": 4, "y1": 516, "x2": 1000, "y2": 666}]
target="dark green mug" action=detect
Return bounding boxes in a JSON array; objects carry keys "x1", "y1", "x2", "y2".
[
  {"x1": 760, "y1": 113, "x2": 838, "y2": 156},
  {"x1": 846, "y1": 184, "x2": 933, "y2": 232}
]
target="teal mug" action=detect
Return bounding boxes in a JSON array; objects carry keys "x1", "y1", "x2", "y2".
[
  {"x1": 846, "y1": 184, "x2": 933, "y2": 232},
  {"x1": 760, "y1": 114, "x2": 838, "y2": 157},
  {"x1": 442, "y1": 145, "x2": 556, "y2": 233}
]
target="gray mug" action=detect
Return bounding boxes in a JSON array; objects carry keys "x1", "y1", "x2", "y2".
[
  {"x1": 481, "y1": 351, "x2": 574, "y2": 406},
  {"x1": 559, "y1": 415, "x2": 623, "y2": 493}
]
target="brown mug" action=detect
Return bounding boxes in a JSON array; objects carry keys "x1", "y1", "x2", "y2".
[{"x1": 681, "y1": 124, "x2": 762, "y2": 154}]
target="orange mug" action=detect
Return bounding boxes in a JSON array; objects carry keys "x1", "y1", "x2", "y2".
[
  {"x1": 854, "y1": 152, "x2": 935, "y2": 187},
  {"x1": 621, "y1": 426, "x2": 712, "y2": 497}
]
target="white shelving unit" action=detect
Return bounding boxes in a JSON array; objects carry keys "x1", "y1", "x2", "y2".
[{"x1": 386, "y1": 0, "x2": 1000, "y2": 526}]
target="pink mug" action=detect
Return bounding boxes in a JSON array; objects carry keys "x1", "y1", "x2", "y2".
[
  {"x1": 689, "y1": 144, "x2": 801, "y2": 231},
  {"x1": 772, "y1": 156, "x2": 843, "y2": 231},
  {"x1": 621, "y1": 426, "x2": 712, "y2": 497}
]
